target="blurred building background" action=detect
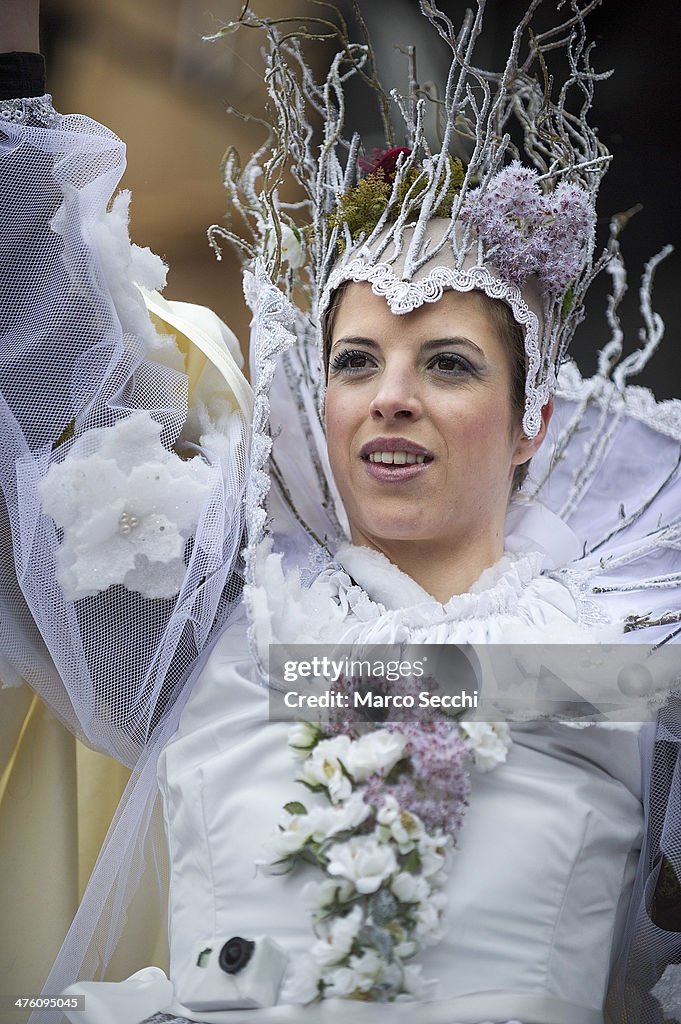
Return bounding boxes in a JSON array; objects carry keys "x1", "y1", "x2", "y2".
[{"x1": 41, "y1": 0, "x2": 680, "y2": 392}]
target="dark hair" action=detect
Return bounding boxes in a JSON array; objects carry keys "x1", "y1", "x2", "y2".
[
  {"x1": 322, "y1": 283, "x2": 530, "y2": 492},
  {"x1": 479, "y1": 294, "x2": 530, "y2": 492}
]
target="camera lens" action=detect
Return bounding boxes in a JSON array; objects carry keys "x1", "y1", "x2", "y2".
[{"x1": 219, "y1": 937, "x2": 255, "y2": 975}]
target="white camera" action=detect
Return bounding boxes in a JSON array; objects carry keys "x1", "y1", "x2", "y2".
[{"x1": 179, "y1": 935, "x2": 288, "y2": 1011}]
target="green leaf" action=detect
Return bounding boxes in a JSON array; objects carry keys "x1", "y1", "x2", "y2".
[
  {"x1": 284, "y1": 801, "x2": 308, "y2": 816},
  {"x1": 401, "y1": 849, "x2": 421, "y2": 874},
  {"x1": 337, "y1": 757, "x2": 356, "y2": 785},
  {"x1": 561, "y1": 282, "x2": 575, "y2": 319}
]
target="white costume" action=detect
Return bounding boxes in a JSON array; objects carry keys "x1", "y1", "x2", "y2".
[
  {"x1": 158, "y1": 544, "x2": 644, "y2": 1024},
  {"x1": 1, "y1": 3, "x2": 681, "y2": 1023}
]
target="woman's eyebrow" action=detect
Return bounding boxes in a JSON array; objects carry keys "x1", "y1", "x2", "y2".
[
  {"x1": 331, "y1": 336, "x2": 484, "y2": 355},
  {"x1": 330, "y1": 335, "x2": 379, "y2": 351},
  {"x1": 421, "y1": 337, "x2": 485, "y2": 357}
]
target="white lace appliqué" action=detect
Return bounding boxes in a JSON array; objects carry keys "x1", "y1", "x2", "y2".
[{"x1": 41, "y1": 411, "x2": 216, "y2": 600}]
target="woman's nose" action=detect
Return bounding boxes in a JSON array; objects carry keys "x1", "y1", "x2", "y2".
[{"x1": 369, "y1": 369, "x2": 422, "y2": 421}]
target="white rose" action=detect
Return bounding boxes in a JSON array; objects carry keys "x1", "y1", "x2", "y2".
[
  {"x1": 288, "y1": 722, "x2": 321, "y2": 759},
  {"x1": 296, "y1": 735, "x2": 353, "y2": 804},
  {"x1": 414, "y1": 900, "x2": 443, "y2": 944},
  {"x1": 390, "y1": 871, "x2": 430, "y2": 905},
  {"x1": 460, "y1": 721, "x2": 512, "y2": 772},
  {"x1": 280, "y1": 224, "x2": 305, "y2": 269},
  {"x1": 346, "y1": 730, "x2": 407, "y2": 782},
  {"x1": 417, "y1": 833, "x2": 448, "y2": 878},
  {"x1": 326, "y1": 834, "x2": 399, "y2": 894},
  {"x1": 394, "y1": 939, "x2": 417, "y2": 959},
  {"x1": 266, "y1": 813, "x2": 315, "y2": 862},
  {"x1": 311, "y1": 905, "x2": 363, "y2": 967},
  {"x1": 306, "y1": 793, "x2": 371, "y2": 842},
  {"x1": 376, "y1": 796, "x2": 424, "y2": 850},
  {"x1": 281, "y1": 955, "x2": 322, "y2": 1005},
  {"x1": 402, "y1": 963, "x2": 426, "y2": 998},
  {"x1": 302, "y1": 878, "x2": 354, "y2": 913},
  {"x1": 325, "y1": 950, "x2": 383, "y2": 997}
]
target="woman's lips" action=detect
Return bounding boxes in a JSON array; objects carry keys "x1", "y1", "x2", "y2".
[
  {"x1": 359, "y1": 439, "x2": 433, "y2": 482},
  {"x1": 363, "y1": 459, "x2": 430, "y2": 482}
]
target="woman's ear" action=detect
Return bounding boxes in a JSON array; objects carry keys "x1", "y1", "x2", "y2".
[{"x1": 513, "y1": 395, "x2": 554, "y2": 465}]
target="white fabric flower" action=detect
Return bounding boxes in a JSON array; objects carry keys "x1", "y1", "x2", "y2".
[
  {"x1": 41, "y1": 412, "x2": 214, "y2": 600},
  {"x1": 267, "y1": 814, "x2": 316, "y2": 860},
  {"x1": 417, "y1": 833, "x2": 448, "y2": 878},
  {"x1": 346, "y1": 731, "x2": 407, "y2": 782},
  {"x1": 281, "y1": 955, "x2": 322, "y2": 1005},
  {"x1": 280, "y1": 224, "x2": 305, "y2": 269},
  {"x1": 296, "y1": 736, "x2": 353, "y2": 804},
  {"x1": 326, "y1": 834, "x2": 398, "y2": 894},
  {"x1": 460, "y1": 721, "x2": 512, "y2": 771},
  {"x1": 288, "y1": 722, "x2": 321, "y2": 759},
  {"x1": 394, "y1": 939, "x2": 417, "y2": 959},
  {"x1": 376, "y1": 796, "x2": 424, "y2": 851},
  {"x1": 414, "y1": 898, "x2": 444, "y2": 945},
  {"x1": 268, "y1": 794, "x2": 370, "y2": 862},
  {"x1": 325, "y1": 950, "x2": 383, "y2": 997},
  {"x1": 390, "y1": 871, "x2": 430, "y2": 905},
  {"x1": 401, "y1": 963, "x2": 426, "y2": 998},
  {"x1": 301, "y1": 878, "x2": 354, "y2": 914},
  {"x1": 306, "y1": 793, "x2": 371, "y2": 842},
  {"x1": 311, "y1": 905, "x2": 363, "y2": 967}
]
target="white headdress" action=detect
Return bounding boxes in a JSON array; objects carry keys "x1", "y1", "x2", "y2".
[{"x1": 211, "y1": 0, "x2": 609, "y2": 438}]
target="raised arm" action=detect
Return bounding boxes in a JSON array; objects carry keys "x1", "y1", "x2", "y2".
[{"x1": 0, "y1": 20, "x2": 250, "y2": 764}]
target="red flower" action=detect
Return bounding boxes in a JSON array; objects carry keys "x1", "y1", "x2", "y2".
[{"x1": 358, "y1": 147, "x2": 411, "y2": 181}]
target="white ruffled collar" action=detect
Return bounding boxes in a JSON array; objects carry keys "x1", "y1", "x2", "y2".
[
  {"x1": 335, "y1": 542, "x2": 544, "y2": 619},
  {"x1": 248, "y1": 500, "x2": 587, "y2": 651},
  {"x1": 333, "y1": 499, "x2": 582, "y2": 619}
]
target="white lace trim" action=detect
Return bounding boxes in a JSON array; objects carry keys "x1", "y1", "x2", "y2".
[
  {"x1": 242, "y1": 263, "x2": 300, "y2": 677},
  {"x1": 321, "y1": 259, "x2": 554, "y2": 438},
  {"x1": 557, "y1": 359, "x2": 681, "y2": 441},
  {"x1": 0, "y1": 94, "x2": 58, "y2": 127}
]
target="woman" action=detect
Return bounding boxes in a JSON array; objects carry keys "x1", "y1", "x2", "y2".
[{"x1": 1, "y1": 1, "x2": 680, "y2": 1022}]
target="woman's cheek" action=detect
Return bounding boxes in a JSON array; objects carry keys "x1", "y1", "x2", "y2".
[{"x1": 324, "y1": 392, "x2": 350, "y2": 479}]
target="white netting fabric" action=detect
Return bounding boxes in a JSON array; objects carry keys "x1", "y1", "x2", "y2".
[{"x1": 0, "y1": 98, "x2": 248, "y2": 1020}]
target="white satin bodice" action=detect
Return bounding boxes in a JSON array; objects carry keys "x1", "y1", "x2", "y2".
[{"x1": 157, "y1": 539, "x2": 643, "y2": 1024}]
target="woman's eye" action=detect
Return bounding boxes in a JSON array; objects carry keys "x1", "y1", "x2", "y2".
[
  {"x1": 429, "y1": 353, "x2": 473, "y2": 374},
  {"x1": 329, "y1": 349, "x2": 375, "y2": 374}
]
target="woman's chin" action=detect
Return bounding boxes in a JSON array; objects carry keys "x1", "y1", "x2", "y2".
[{"x1": 350, "y1": 520, "x2": 436, "y2": 551}]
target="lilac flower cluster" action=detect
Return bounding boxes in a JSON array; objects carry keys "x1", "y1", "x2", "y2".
[
  {"x1": 363, "y1": 722, "x2": 470, "y2": 834},
  {"x1": 460, "y1": 161, "x2": 596, "y2": 296},
  {"x1": 324, "y1": 672, "x2": 446, "y2": 735}
]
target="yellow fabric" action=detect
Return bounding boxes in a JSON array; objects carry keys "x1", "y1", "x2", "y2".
[
  {"x1": 0, "y1": 686, "x2": 168, "y2": 1001},
  {"x1": 141, "y1": 287, "x2": 253, "y2": 417}
]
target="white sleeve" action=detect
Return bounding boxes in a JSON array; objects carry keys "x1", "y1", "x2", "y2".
[{"x1": 0, "y1": 96, "x2": 251, "y2": 765}]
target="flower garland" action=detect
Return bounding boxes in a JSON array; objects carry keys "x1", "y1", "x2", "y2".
[{"x1": 263, "y1": 715, "x2": 512, "y2": 1003}]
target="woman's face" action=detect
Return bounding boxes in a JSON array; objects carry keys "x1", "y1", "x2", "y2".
[{"x1": 325, "y1": 283, "x2": 542, "y2": 561}]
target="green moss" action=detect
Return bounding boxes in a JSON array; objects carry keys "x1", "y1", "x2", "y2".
[
  {"x1": 328, "y1": 156, "x2": 465, "y2": 251},
  {"x1": 327, "y1": 171, "x2": 392, "y2": 248}
]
